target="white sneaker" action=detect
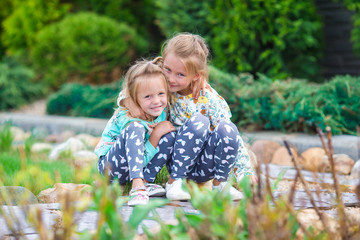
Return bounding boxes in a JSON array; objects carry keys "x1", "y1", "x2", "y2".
[
  {"x1": 212, "y1": 182, "x2": 244, "y2": 200},
  {"x1": 165, "y1": 179, "x2": 191, "y2": 201},
  {"x1": 144, "y1": 183, "x2": 166, "y2": 197}
]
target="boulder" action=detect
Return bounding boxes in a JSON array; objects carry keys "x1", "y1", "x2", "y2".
[
  {"x1": 350, "y1": 160, "x2": 360, "y2": 178},
  {"x1": 73, "y1": 150, "x2": 98, "y2": 168},
  {"x1": 45, "y1": 130, "x2": 75, "y2": 143},
  {"x1": 49, "y1": 137, "x2": 86, "y2": 160},
  {"x1": 331, "y1": 154, "x2": 355, "y2": 175},
  {"x1": 271, "y1": 146, "x2": 298, "y2": 166},
  {"x1": 248, "y1": 149, "x2": 258, "y2": 169},
  {"x1": 37, "y1": 183, "x2": 92, "y2": 203},
  {"x1": 296, "y1": 209, "x2": 340, "y2": 239},
  {"x1": 0, "y1": 186, "x2": 38, "y2": 205},
  {"x1": 250, "y1": 140, "x2": 282, "y2": 164},
  {"x1": 75, "y1": 133, "x2": 100, "y2": 148},
  {"x1": 299, "y1": 147, "x2": 329, "y2": 172},
  {"x1": 10, "y1": 126, "x2": 29, "y2": 142},
  {"x1": 31, "y1": 142, "x2": 53, "y2": 153}
]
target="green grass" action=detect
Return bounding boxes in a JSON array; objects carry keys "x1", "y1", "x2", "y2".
[{"x1": 0, "y1": 149, "x2": 96, "y2": 195}]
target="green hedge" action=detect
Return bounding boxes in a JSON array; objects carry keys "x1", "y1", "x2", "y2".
[
  {"x1": 155, "y1": 0, "x2": 323, "y2": 81},
  {"x1": 46, "y1": 81, "x2": 121, "y2": 118},
  {"x1": 209, "y1": 67, "x2": 360, "y2": 135},
  {"x1": 47, "y1": 67, "x2": 359, "y2": 135},
  {"x1": 30, "y1": 12, "x2": 147, "y2": 88},
  {"x1": 1, "y1": 0, "x2": 69, "y2": 56},
  {"x1": 0, "y1": 57, "x2": 45, "y2": 110}
]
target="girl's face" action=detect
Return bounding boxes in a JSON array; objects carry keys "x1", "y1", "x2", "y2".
[
  {"x1": 163, "y1": 53, "x2": 197, "y2": 95},
  {"x1": 136, "y1": 75, "x2": 167, "y2": 119}
]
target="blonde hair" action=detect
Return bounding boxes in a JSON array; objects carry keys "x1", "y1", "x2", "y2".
[
  {"x1": 162, "y1": 33, "x2": 210, "y2": 91},
  {"x1": 119, "y1": 57, "x2": 169, "y2": 116}
]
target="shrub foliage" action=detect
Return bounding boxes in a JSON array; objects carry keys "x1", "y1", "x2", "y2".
[
  {"x1": 209, "y1": 67, "x2": 360, "y2": 135},
  {"x1": 46, "y1": 81, "x2": 121, "y2": 118},
  {"x1": 30, "y1": 12, "x2": 147, "y2": 88},
  {"x1": 0, "y1": 57, "x2": 45, "y2": 110},
  {"x1": 47, "y1": 66, "x2": 359, "y2": 135},
  {"x1": 1, "y1": 0, "x2": 69, "y2": 56},
  {"x1": 155, "y1": 0, "x2": 323, "y2": 80}
]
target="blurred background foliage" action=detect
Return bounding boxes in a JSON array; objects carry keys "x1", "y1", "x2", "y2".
[{"x1": 0, "y1": 0, "x2": 359, "y2": 134}]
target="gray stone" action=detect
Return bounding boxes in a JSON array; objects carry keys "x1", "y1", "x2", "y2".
[{"x1": 0, "y1": 186, "x2": 38, "y2": 206}]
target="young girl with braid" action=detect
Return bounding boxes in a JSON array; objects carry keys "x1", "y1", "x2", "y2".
[{"x1": 95, "y1": 58, "x2": 176, "y2": 206}]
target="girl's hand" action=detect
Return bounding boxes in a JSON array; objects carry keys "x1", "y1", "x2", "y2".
[
  {"x1": 149, "y1": 121, "x2": 175, "y2": 147},
  {"x1": 249, "y1": 175, "x2": 258, "y2": 185},
  {"x1": 152, "y1": 121, "x2": 176, "y2": 137},
  {"x1": 123, "y1": 97, "x2": 147, "y2": 119},
  {"x1": 192, "y1": 82, "x2": 212, "y2": 99}
]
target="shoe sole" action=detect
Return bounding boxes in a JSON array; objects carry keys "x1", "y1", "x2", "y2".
[
  {"x1": 148, "y1": 190, "x2": 166, "y2": 197},
  {"x1": 166, "y1": 194, "x2": 191, "y2": 201}
]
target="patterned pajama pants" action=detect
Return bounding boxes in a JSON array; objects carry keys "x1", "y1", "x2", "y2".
[
  {"x1": 169, "y1": 113, "x2": 240, "y2": 182},
  {"x1": 98, "y1": 121, "x2": 176, "y2": 184}
]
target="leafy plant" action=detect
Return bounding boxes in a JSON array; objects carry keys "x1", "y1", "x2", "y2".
[
  {"x1": 334, "y1": 0, "x2": 360, "y2": 55},
  {"x1": 46, "y1": 81, "x2": 121, "y2": 118},
  {"x1": 154, "y1": 0, "x2": 211, "y2": 37},
  {"x1": 1, "y1": 0, "x2": 69, "y2": 56},
  {"x1": 30, "y1": 12, "x2": 147, "y2": 88},
  {"x1": 209, "y1": 67, "x2": 360, "y2": 135},
  {"x1": 207, "y1": 0, "x2": 323, "y2": 80},
  {"x1": 0, "y1": 56, "x2": 45, "y2": 110},
  {"x1": 70, "y1": 0, "x2": 163, "y2": 52},
  {"x1": 0, "y1": 122, "x2": 13, "y2": 152}
]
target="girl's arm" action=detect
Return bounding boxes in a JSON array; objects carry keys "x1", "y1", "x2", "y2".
[
  {"x1": 149, "y1": 121, "x2": 176, "y2": 147},
  {"x1": 118, "y1": 91, "x2": 147, "y2": 119}
]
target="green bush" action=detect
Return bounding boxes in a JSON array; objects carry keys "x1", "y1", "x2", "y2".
[
  {"x1": 48, "y1": 66, "x2": 359, "y2": 135},
  {"x1": 0, "y1": 56, "x2": 45, "y2": 110},
  {"x1": 46, "y1": 81, "x2": 121, "y2": 118},
  {"x1": 30, "y1": 12, "x2": 147, "y2": 88},
  {"x1": 155, "y1": 0, "x2": 323, "y2": 81},
  {"x1": 71, "y1": 0, "x2": 163, "y2": 52},
  {"x1": 334, "y1": 0, "x2": 360, "y2": 55},
  {"x1": 207, "y1": 0, "x2": 323, "y2": 80},
  {"x1": 209, "y1": 67, "x2": 360, "y2": 135},
  {"x1": 154, "y1": 0, "x2": 211, "y2": 37},
  {"x1": 0, "y1": 0, "x2": 13, "y2": 55},
  {"x1": 1, "y1": 0, "x2": 69, "y2": 56}
]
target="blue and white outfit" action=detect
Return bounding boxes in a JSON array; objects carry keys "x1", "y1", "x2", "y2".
[
  {"x1": 95, "y1": 108, "x2": 175, "y2": 184},
  {"x1": 168, "y1": 86, "x2": 255, "y2": 183}
]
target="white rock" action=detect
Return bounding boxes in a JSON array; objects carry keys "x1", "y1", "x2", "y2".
[
  {"x1": 49, "y1": 137, "x2": 86, "y2": 160},
  {"x1": 350, "y1": 160, "x2": 360, "y2": 178},
  {"x1": 31, "y1": 143, "x2": 53, "y2": 153},
  {"x1": 75, "y1": 133, "x2": 100, "y2": 148},
  {"x1": 10, "y1": 126, "x2": 27, "y2": 142},
  {"x1": 73, "y1": 150, "x2": 98, "y2": 168}
]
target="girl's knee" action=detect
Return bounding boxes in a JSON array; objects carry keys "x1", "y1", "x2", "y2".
[
  {"x1": 215, "y1": 121, "x2": 239, "y2": 138},
  {"x1": 186, "y1": 113, "x2": 210, "y2": 133}
]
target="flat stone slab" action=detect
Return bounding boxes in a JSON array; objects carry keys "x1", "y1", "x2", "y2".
[
  {"x1": 0, "y1": 200, "x2": 197, "y2": 238},
  {"x1": 260, "y1": 163, "x2": 360, "y2": 187},
  {"x1": 1, "y1": 188, "x2": 359, "y2": 238},
  {"x1": 273, "y1": 190, "x2": 359, "y2": 209}
]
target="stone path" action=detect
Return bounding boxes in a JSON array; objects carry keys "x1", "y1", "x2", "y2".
[
  {"x1": 1, "y1": 187, "x2": 359, "y2": 238},
  {"x1": 0, "y1": 111, "x2": 359, "y2": 238}
]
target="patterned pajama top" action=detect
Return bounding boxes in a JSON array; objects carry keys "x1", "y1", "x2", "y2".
[{"x1": 169, "y1": 86, "x2": 255, "y2": 178}]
